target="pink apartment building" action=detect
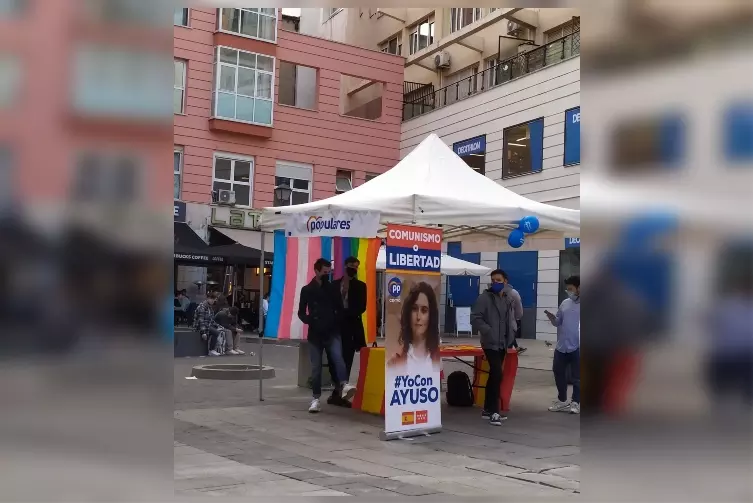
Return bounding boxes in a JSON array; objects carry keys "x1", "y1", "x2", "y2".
[{"x1": 173, "y1": 8, "x2": 403, "y2": 301}]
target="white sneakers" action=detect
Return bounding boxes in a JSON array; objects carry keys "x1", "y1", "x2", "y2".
[
  {"x1": 548, "y1": 399, "x2": 571, "y2": 412},
  {"x1": 341, "y1": 383, "x2": 357, "y2": 401},
  {"x1": 308, "y1": 398, "x2": 321, "y2": 413},
  {"x1": 227, "y1": 349, "x2": 239, "y2": 355},
  {"x1": 208, "y1": 350, "x2": 220, "y2": 356},
  {"x1": 548, "y1": 400, "x2": 580, "y2": 414},
  {"x1": 235, "y1": 349, "x2": 245, "y2": 355}
]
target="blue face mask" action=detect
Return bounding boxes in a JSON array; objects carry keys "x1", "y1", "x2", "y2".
[
  {"x1": 490, "y1": 282, "x2": 505, "y2": 294},
  {"x1": 567, "y1": 291, "x2": 578, "y2": 300}
]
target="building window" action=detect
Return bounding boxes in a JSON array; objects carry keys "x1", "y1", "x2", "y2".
[
  {"x1": 611, "y1": 114, "x2": 685, "y2": 173},
  {"x1": 453, "y1": 135, "x2": 486, "y2": 176},
  {"x1": 409, "y1": 17, "x2": 434, "y2": 55},
  {"x1": 723, "y1": 101, "x2": 753, "y2": 162},
  {"x1": 278, "y1": 61, "x2": 317, "y2": 110},
  {"x1": 274, "y1": 161, "x2": 312, "y2": 207},
  {"x1": 0, "y1": 55, "x2": 21, "y2": 108},
  {"x1": 564, "y1": 107, "x2": 581, "y2": 166},
  {"x1": 335, "y1": 170, "x2": 352, "y2": 193},
  {"x1": 365, "y1": 173, "x2": 379, "y2": 182},
  {"x1": 324, "y1": 8, "x2": 342, "y2": 20},
  {"x1": 213, "y1": 46, "x2": 274, "y2": 126},
  {"x1": 545, "y1": 17, "x2": 580, "y2": 42},
  {"x1": 0, "y1": 0, "x2": 24, "y2": 17},
  {"x1": 380, "y1": 34, "x2": 402, "y2": 55},
  {"x1": 212, "y1": 154, "x2": 254, "y2": 207},
  {"x1": 218, "y1": 8, "x2": 277, "y2": 43},
  {"x1": 174, "y1": 8, "x2": 189, "y2": 26},
  {"x1": 450, "y1": 8, "x2": 481, "y2": 33},
  {"x1": 73, "y1": 153, "x2": 141, "y2": 203},
  {"x1": 174, "y1": 59, "x2": 186, "y2": 114},
  {"x1": 503, "y1": 118, "x2": 544, "y2": 177},
  {"x1": 174, "y1": 146, "x2": 183, "y2": 200}
]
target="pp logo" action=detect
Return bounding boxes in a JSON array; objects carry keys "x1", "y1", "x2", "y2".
[{"x1": 387, "y1": 277, "x2": 402, "y2": 297}]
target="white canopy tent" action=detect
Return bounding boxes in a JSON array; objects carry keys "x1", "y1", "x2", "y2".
[
  {"x1": 261, "y1": 133, "x2": 579, "y2": 236},
  {"x1": 376, "y1": 246, "x2": 491, "y2": 276}
]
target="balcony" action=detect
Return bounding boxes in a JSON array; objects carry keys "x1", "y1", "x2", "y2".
[{"x1": 402, "y1": 30, "x2": 580, "y2": 121}]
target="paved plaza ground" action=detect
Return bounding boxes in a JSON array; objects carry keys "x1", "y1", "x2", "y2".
[{"x1": 174, "y1": 338, "x2": 580, "y2": 498}]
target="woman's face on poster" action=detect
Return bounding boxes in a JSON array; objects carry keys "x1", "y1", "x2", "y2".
[{"x1": 411, "y1": 292, "x2": 430, "y2": 340}]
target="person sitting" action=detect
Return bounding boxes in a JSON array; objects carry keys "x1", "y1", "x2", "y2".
[{"x1": 215, "y1": 306, "x2": 247, "y2": 355}]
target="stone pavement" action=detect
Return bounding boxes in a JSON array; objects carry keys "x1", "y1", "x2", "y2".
[{"x1": 175, "y1": 339, "x2": 579, "y2": 498}]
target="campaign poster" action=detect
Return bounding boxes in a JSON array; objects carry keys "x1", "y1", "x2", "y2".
[{"x1": 384, "y1": 224, "x2": 442, "y2": 435}]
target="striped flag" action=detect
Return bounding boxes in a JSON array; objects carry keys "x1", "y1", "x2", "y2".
[
  {"x1": 266, "y1": 230, "x2": 332, "y2": 339},
  {"x1": 332, "y1": 237, "x2": 381, "y2": 344}
]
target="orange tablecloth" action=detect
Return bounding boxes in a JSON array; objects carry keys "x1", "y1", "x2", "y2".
[{"x1": 352, "y1": 345, "x2": 518, "y2": 415}]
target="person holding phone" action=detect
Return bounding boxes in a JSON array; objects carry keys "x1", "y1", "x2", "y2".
[{"x1": 545, "y1": 275, "x2": 581, "y2": 414}]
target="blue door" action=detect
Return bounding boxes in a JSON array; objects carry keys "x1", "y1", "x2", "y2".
[
  {"x1": 445, "y1": 242, "x2": 480, "y2": 332},
  {"x1": 498, "y1": 251, "x2": 538, "y2": 339}
]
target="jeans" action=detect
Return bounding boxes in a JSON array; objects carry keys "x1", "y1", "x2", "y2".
[
  {"x1": 483, "y1": 348, "x2": 505, "y2": 415},
  {"x1": 309, "y1": 335, "x2": 348, "y2": 399},
  {"x1": 330, "y1": 336, "x2": 356, "y2": 384},
  {"x1": 207, "y1": 326, "x2": 226, "y2": 354},
  {"x1": 554, "y1": 348, "x2": 581, "y2": 403}
]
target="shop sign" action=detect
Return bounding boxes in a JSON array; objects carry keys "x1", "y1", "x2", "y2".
[
  {"x1": 210, "y1": 206, "x2": 262, "y2": 230},
  {"x1": 174, "y1": 201, "x2": 186, "y2": 222},
  {"x1": 453, "y1": 135, "x2": 486, "y2": 157},
  {"x1": 565, "y1": 237, "x2": 580, "y2": 248},
  {"x1": 564, "y1": 107, "x2": 580, "y2": 165}
]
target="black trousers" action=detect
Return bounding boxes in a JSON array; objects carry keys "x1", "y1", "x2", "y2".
[{"x1": 483, "y1": 348, "x2": 505, "y2": 415}]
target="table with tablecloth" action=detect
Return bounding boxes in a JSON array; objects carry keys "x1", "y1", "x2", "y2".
[{"x1": 351, "y1": 345, "x2": 519, "y2": 415}]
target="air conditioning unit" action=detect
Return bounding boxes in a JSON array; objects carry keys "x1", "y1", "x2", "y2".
[
  {"x1": 217, "y1": 189, "x2": 236, "y2": 206},
  {"x1": 434, "y1": 51, "x2": 451, "y2": 69},
  {"x1": 507, "y1": 21, "x2": 520, "y2": 35}
]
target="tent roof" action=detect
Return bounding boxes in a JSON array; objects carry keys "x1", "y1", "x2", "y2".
[
  {"x1": 261, "y1": 134, "x2": 579, "y2": 233},
  {"x1": 376, "y1": 246, "x2": 491, "y2": 276}
]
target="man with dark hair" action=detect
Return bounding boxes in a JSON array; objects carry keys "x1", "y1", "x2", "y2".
[
  {"x1": 471, "y1": 269, "x2": 522, "y2": 426},
  {"x1": 545, "y1": 275, "x2": 581, "y2": 414},
  {"x1": 498, "y1": 269, "x2": 526, "y2": 354},
  {"x1": 215, "y1": 305, "x2": 246, "y2": 355},
  {"x1": 194, "y1": 292, "x2": 224, "y2": 356},
  {"x1": 298, "y1": 257, "x2": 356, "y2": 413}
]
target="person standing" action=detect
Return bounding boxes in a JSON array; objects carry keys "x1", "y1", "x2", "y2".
[
  {"x1": 545, "y1": 275, "x2": 581, "y2": 414},
  {"x1": 471, "y1": 269, "x2": 521, "y2": 426},
  {"x1": 297, "y1": 258, "x2": 356, "y2": 413},
  {"x1": 261, "y1": 293, "x2": 269, "y2": 336},
  {"x1": 498, "y1": 271, "x2": 526, "y2": 354},
  {"x1": 194, "y1": 292, "x2": 224, "y2": 356},
  {"x1": 332, "y1": 257, "x2": 367, "y2": 379}
]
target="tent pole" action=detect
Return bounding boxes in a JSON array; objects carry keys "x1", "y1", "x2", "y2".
[
  {"x1": 380, "y1": 274, "x2": 386, "y2": 341},
  {"x1": 258, "y1": 230, "x2": 265, "y2": 402}
]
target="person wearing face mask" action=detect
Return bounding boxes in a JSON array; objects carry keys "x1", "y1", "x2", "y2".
[
  {"x1": 471, "y1": 269, "x2": 522, "y2": 426},
  {"x1": 545, "y1": 275, "x2": 581, "y2": 414},
  {"x1": 298, "y1": 258, "x2": 357, "y2": 413},
  {"x1": 328, "y1": 257, "x2": 367, "y2": 405}
]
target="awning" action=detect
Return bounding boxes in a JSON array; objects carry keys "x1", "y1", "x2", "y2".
[
  {"x1": 174, "y1": 223, "x2": 225, "y2": 264},
  {"x1": 209, "y1": 227, "x2": 273, "y2": 266}
]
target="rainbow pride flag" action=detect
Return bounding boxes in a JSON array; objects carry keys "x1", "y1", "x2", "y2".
[
  {"x1": 266, "y1": 231, "x2": 332, "y2": 339},
  {"x1": 332, "y1": 237, "x2": 381, "y2": 344}
]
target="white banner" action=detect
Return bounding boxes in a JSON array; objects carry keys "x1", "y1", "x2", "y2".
[{"x1": 284, "y1": 210, "x2": 380, "y2": 238}]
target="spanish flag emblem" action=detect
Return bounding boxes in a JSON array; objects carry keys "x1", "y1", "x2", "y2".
[{"x1": 401, "y1": 411, "x2": 415, "y2": 425}]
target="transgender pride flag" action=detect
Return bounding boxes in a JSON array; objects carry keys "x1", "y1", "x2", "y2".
[
  {"x1": 265, "y1": 231, "x2": 332, "y2": 339},
  {"x1": 265, "y1": 232, "x2": 380, "y2": 341}
]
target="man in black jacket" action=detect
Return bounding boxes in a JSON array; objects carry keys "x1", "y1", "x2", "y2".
[
  {"x1": 328, "y1": 256, "x2": 367, "y2": 405},
  {"x1": 298, "y1": 258, "x2": 356, "y2": 413}
]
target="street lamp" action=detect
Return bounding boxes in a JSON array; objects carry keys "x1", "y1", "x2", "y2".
[{"x1": 274, "y1": 183, "x2": 292, "y2": 206}]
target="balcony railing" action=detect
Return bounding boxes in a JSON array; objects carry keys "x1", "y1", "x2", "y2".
[{"x1": 402, "y1": 30, "x2": 580, "y2": 121}]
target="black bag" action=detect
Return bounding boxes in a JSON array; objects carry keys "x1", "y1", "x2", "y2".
[{"x1": 446, "y1": 371, "x2": 474, "y2": 407}]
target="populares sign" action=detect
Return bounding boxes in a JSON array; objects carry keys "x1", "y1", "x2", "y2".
[{"x1": 285, "y1": 210, "x2": 380, "y2": 238}]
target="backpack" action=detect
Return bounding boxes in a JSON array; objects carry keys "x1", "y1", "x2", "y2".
[{"x1": 446, "y1": 371, "x2": 474, "y2": 407}]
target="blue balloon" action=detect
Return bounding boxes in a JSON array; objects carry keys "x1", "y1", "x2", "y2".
[
  {"x1": 508, "y1": 229, "x2": 525, "y2": 248},
  {"x1": 519, "y1": 216, "x2": 540, "y2": 234}
]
